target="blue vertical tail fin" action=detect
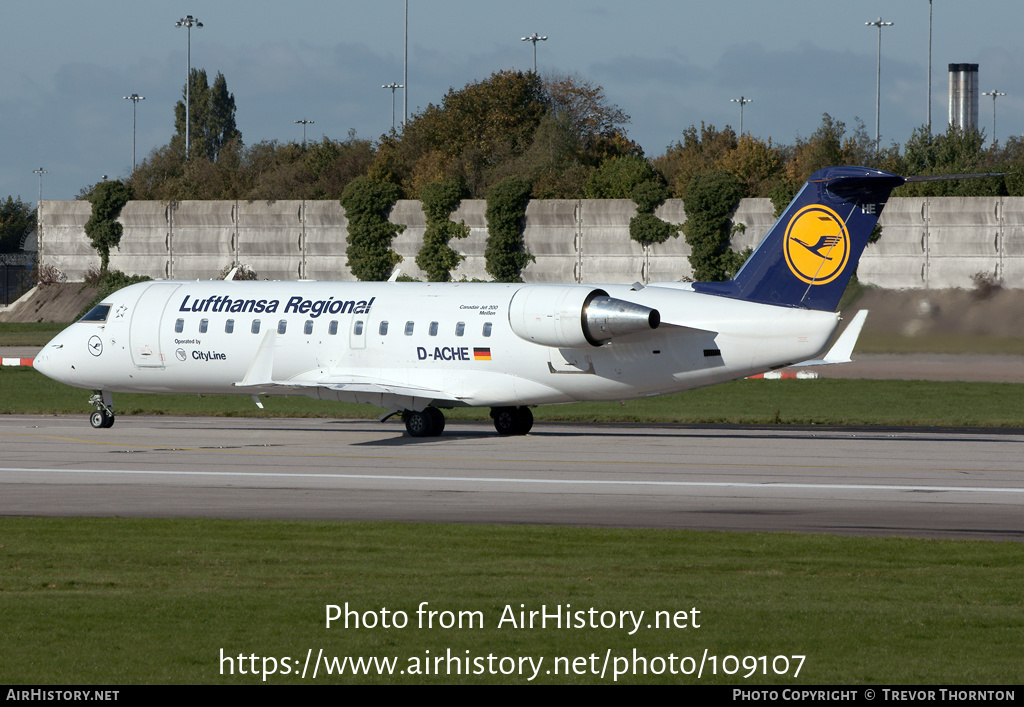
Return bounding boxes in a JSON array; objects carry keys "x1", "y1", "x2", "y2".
[{"x1": 692, "y1": 166, "x2": 906, "y2": 311}]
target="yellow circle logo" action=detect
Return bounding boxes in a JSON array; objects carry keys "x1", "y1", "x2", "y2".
[{"x1": 783, "y1": 205, "x2": 849, "y2": 285}]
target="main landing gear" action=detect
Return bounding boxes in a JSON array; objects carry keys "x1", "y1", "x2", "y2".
[
  {"x1": 490, "y1": 406, "x2": 533, "y2": 436},
  {"x1": 403, "y1": 406, "x2": 446, "y2": 437},
  {"x1": 88, "y1": 391, "x2": 115, "y2": 429},
  {"x1": 400, "y1": 405, "x2": 534, "y2": 437}
]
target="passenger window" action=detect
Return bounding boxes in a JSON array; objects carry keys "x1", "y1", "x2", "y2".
[
  {"x1": 429, "y1": 322, "x2": 438, "y2": 336},
  {"x1": 278, "y1": 320, "x2": 287, "y2": 334},
  {"x1": 404, "y1": 321, "x2": 414, "y2": 336},
  {"x1": 455, "y1": 322, "x2": 465, "y2": 337},
  {"x1": 379, "y1": 321, "x2": 388, "y2": 336},
  {"x1": 304, "y1": 320, "x2": 314, "y2": 335},
  {"x1": 329, "y1": 320, "x2": 339, "y2": 335},
  {"x1": 175, "y1": 319, "x2": 184, "y2": 333},
  {"x1": 483, "y1": 322, "x2": 492, "y2": 337},
  {"x1": 353, "y1": 321, "x2": 363, "y2": 335},
  {"x1": 251, "y1": 320, "x2": 261, "y2": 334},
  {"x1": 199, "y1": 319, "x2": 208, "y2": 333},
  {"x1": 225, "y1": 319, "x2": 234, "y2": 334}
]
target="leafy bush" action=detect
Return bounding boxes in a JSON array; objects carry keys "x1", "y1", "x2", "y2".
[
  {"x1": 219, "y1": 262, "x2": 258, "y2": 280},
  {"x1": 484, "y1": 176, "x2": 533, "y2": 282},
  {"x1": 84, "y1": 180, "x2": 132, "y2": 273},
  {"x1": 416, "y1": 179, "x2": 469, "y2": 281},
  {"x1": 340, "y1": 177, "x2": 403, "y2": 281},
  {"x1": 682, "y1": 170, "x2": 745, "y2": 281},
  {"x1": 76, "y1": 270, "x2": 152, "y2": 319}
]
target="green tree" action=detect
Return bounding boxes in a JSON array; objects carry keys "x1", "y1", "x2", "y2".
[
  {"x1": 84, "y1": 180, "x2": 133, "y2": 274},
  {"x1": 787, "y1": 114, "x2": 845, "y2": 184},
  {"x1": 0, "y1": 196, "x2": 37, "y2": 253},
  {"x1": 682, "y1": 170, "x2": 744, "y2": 281},
  {"x1": 584, "y1": 154, "x2": 658, "y2": 199},
  {"x1": 654, "y1": 123, "x2": 738, "y2": 199},
  {"x1": 484, "y1": 176, "x2": 533, "y2": 282},
  {"x1": 173, "y1": 69, "x2": 241, "y2": 162},
  {"x1": 543, "y1": 72, "x2": 639, "y2": 162},
  {"x1": 372, "y1": 70, "x2": 547, "y2": 198},
  {"x1": 416, "y1": 178, "x2": 470, "y2": 281},
  {"x1": 899, "y1": 125, "x2": 1002, "y2": 196},
  {"x1": 340, "y1": 177, "x2": 403, "y2": 281}
]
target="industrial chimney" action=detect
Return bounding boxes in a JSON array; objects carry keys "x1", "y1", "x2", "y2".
[{"x1": 948, "y1": 63, "x2": 979, "y2": 132}]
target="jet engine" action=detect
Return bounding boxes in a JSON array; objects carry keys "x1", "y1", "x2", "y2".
[{"x1": 508, "y1": 285, "x2": 660, "y2": 348}]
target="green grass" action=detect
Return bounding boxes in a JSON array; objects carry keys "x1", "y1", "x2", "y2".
[
  {"x1": 0, "y1": 322, "x2": 65, "y2": 346},
  {"x1": 4, "y1": 366, "x2": 1024, "y2": 427},
  {"x1": 0, "y1": 518, "x2": 1020, "y2": 684}
]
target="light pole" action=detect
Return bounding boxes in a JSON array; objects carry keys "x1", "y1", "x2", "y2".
[
  {"x1": 33, "y1": 167, "x2": 48, "y2": 208},
  {"x1": 866, "y1": 17, "x2": 894, "y2": 153},
  {"x1": 927, "y1": 0, "x2": 933, "y2": 133},
  {"x1": 174, "y1": 15, "x2": 203, "y2": 159},
  {"x1": 294, "y1": 119, "x2": 314, "y2": 149},
  {"x1": 403, "y1": 0, "x2": 408, "y2": 128},
  {"x1": 981, "y1": 90, "x2": 1006, "y2": 143},
  {"x1": 521, "y1": 32, "x2": 547, "y2": 73},
  {"x1": 730, "y1": 96, "x2": 752, "y2": 136},
  {"x1": 382, "y1": 83, "x2": 404, "y2": 132},
  {"x1": 123, "y1": 94, "x2": 145, "y2": 172}
]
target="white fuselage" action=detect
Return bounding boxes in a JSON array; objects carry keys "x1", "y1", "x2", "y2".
[{"x1": 34, "y1": 280, "x2": 840, "y2": 409}]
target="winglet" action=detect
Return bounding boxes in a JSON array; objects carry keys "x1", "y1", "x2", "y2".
[{"x1": 794, "y1": 310, "x2": 868, "y2": 366}]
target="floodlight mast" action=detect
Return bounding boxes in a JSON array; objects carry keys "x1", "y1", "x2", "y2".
[
  {"x1": 981, "y1": 90, "x2": 1006, "y2": 143},
  {"x1": 294, "y1": 119, "x2": 315, "y2": 149},
  {"x1": 382, "y1": 83, "x2": 404, "y2": 132},
  {"x1": 123, "y1": 94, "x2": 145, "y2": 172},
  {"x1": 174, "y1": 15, "x2": 203, "y2": 159},
  {"x1": 866, "y1": 17, "x2": 894, "y2": 153},
  {"x1": 521, "y1": 32, "x2": 547, "y2": 73},
  {"x1": 731, "y1": 96, "x2": 752, "y2": 136}
]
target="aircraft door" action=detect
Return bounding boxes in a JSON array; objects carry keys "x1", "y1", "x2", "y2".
[{"x1": 129, "y1": 283, "x2": 181, "y2": 368}]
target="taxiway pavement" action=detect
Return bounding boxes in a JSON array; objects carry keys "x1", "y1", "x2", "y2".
[{"x1": 2, "y1": 415, "x2": 1021, "y2": 541}]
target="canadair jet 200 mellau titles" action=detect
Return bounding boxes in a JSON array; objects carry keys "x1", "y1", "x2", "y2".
[{"x1": 35, "y1": 166, "x2": 908, "y2": 437}]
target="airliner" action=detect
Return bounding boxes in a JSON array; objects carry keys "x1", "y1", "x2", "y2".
[{"x1": 34, "y1": 166, "x2": 906, "y2": 436}]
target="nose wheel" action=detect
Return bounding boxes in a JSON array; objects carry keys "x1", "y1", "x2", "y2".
[{"x1": 88, "y1": 392, "x2": 115, "y2": 429}]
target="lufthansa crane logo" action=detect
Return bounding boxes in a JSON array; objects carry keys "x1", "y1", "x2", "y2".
[{"x1": 783, "y1": 205, "x2": 850, "y2": 285}]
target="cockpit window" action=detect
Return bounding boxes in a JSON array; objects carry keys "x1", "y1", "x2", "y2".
[{"x1": 79, "y1": 304, "x2": 111, "y2": 322}]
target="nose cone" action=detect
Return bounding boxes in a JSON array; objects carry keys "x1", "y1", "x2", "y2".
[{"x1": 33, "y1": 334, "x2": 77, "y2": 386}]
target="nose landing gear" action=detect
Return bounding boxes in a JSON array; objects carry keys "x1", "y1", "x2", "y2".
[{"x1": 88, "y1": 391, "x2": 115, "y2": 429}]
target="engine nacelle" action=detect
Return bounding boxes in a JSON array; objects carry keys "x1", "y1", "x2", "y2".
[{"x1": 508, "y1": 285, "x2": 660, "y2": 348}]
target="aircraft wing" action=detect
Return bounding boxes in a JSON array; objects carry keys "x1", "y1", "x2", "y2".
[
  {"x1": 236, "y1": 376, "x2": 455, "y2": 400},
  {"x1": 231, "y1": 329, "x2": 459, "y2": 403},
  {"x1": 793, "y1": 310, "x2": 868, "y2": 366}
]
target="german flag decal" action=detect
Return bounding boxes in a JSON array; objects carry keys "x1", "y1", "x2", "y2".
[{"x1": 473, "y1": 347, "x2": 492, "y2": 361}]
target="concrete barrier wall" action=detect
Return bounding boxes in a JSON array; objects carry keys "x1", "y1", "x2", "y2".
[{"x1": 38, "y1": 197, "x2": 1024, "y2": 289}]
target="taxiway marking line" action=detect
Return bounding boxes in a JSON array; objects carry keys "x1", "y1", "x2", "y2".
[{"x1": 2, "y1": 466, "x2": 1023, "y2": 495}]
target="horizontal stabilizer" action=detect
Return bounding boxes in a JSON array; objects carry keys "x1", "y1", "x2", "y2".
[
  {"x1": 904, "y1": 173, "x2": 1004, "y2": 183},
  {"x1": 794, "y1": 309, "x2": 868, "y2": 366}
]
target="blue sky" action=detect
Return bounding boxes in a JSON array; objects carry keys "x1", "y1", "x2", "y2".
[{"x1": 4, "y1": 1, "x2": 1022, "y2": 201}]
